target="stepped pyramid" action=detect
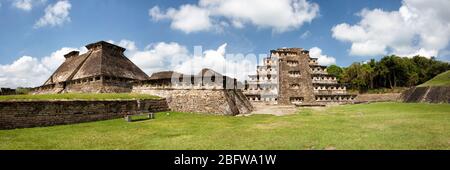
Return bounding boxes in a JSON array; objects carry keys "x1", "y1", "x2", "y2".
[
  {"x1": 34, "y1": 41, "x2": 148, "y2": 94},
  {"x1": 244, "y1": 47, "x2": 356, "y2": 105}
]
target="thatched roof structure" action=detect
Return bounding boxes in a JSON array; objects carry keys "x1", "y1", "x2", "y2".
[{"x1": 43, "y1": 41, "x2": 149, "y2": 85}]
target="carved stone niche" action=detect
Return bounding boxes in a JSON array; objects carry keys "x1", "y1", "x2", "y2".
[{"x1": 290, "y1": 84, "x2": 300, "y2": 89}]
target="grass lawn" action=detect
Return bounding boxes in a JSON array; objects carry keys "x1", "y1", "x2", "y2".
[
  {"x1": 0, "y1": 93, "x2": 160, "y2": 101},
  {"x1": 418, "y1": 70, "x2": 450, "y2": 87},
  {"x1": 0, "y1": 102, "x2": 449, "y2": 150}
]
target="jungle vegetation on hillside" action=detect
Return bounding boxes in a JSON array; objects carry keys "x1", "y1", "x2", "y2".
[{"x1": 327, "y1": 55, "x2": 450, "y2": 92}]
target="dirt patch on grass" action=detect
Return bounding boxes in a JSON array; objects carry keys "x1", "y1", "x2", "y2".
[
  {"x1": 355, "y1": 93, "x2": 401, "y2": 102},
  {"x1": 248, "y1": 103, "x2": 298, "y2": 116}
]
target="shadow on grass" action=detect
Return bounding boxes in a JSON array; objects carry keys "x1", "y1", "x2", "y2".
[
  {"x1": 126, "y1": 115, "x2": 155, "y2": 122},
  {"x1": 129, "y1": 118, "x2": 153, "y2": 122}
]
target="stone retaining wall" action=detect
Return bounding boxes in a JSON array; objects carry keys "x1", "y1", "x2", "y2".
[
  {"x1": 401, "y1": 86, "x2": 450, "y2": 103},
  {"x1": 355, "y1": 93, "x2": 402, "y2": 103},
  {"x1": 0, "y1": 99, "x2": 169, "y2": 129},
  {"x1": 133, "y1": 88, "x2": 253, "y2": 115}
]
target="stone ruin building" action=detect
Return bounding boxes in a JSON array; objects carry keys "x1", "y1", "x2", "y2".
[
  {"x1": 31, "y1": 41, "x2": 356, "y2": 116},
  {"x1": 32, "y1": 41, "x2": 252, "y2": 115},
  {"x1": 33, "y1": 41, "x2": 149, "y2": 94},
  {"x1": 244, "y1": 48, "x2": 356, "y2": 105},
  {"x1": 132, "y1": 68, "x2": 253, "y2": 115}
]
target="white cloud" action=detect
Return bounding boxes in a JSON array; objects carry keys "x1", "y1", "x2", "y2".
[
  {"x1": 331, "y1": 0, "x2": 450, "y2": 58},
  {"x1": 13, "y1": 0, "x2": 32, "y2": 11},
  {"x1": 34, "y1": 0, "x2": 71, "y2": 28},
  {"x1": 41, "y1": 47, "x2": 87, "y2": 71},
  {"x1": 12, "y1": 0, "x2": 46, "y2": 11},
  {"x1": 109, "y1": 40, "x2": 257, "y2": 81},
  {"x1": 173, "y1": 43, "x2": 257, "y2": 81},
  {"x1": 1, "y1": 40, "x2": 258, "y2": 88},
  {"x1": 300, "y1": 31, "x2": 311, "y2": 39},
  {"x1": 349, "y1": 41, "x2": 387, "y2": 56},
  {"x1": 149, "y1": 0, "x2": 319, "y2": 33},
  {"x1": 131, "y1": 42, "x2": 190, "y2": 74},
  {"x1": 108, "y1": 39, "x2": 191, "y2": 74},
  {"x1": 0, "y1": 56, "x2": 49, "y2": 88},
  {"x1": 149, "y1": 5, "x2": 213, "y2": 34},
  {"x1": 0, "y1": 46, "x2": 86, "y2": 88},
  {"x1": 309, "y1": 47, "x2": 336, "y2": 66}
]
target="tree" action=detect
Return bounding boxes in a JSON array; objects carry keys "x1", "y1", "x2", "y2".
[
  {"x1": 338, "y1": 55, "x2": 449, "y2": 92},
  {"x1": 327, "y1": 65, "x2": 343, "y2": 81}
]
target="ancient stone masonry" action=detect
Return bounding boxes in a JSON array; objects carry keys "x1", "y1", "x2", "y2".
[
  {"x1": 132, "y1": 68, "x2": 253, "y2": 115},
  {"x1": 32, "y1": 41, "x2": 149, "y2": 94},
  {"x1": 401, "y1": 86, "x2": 450, "y2": 103},
  {"x1": 355, "y1": 93, "x2": 401, "y2": 103},
  {"x1": 244, "y1": 48, "x2": 356, "y2": 105},
  {"x1": 0, "y1": 99, "x2": 169, "y2": 129},
  {"x1": 30, "y1": 41, "x2": 253, "y2": 116},
  {"x1": 244, "y1": 56, "x2": 279, "y2": 104}
]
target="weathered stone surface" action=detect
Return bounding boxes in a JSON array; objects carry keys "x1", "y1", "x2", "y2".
[
  {"x1": 133, "y1": 89, "x2": 253, "y2": 115},
  {"x1": 276, "y1": 48, "x2": 316, "y2": 104},
  {"x1": 132, "y1": 68, "x2": 253, "y2": 115},
  {"x1": 0, "y1": 99, "x2": 168, "y2": 129},
  {"x1": 33, "y1": 41, "x2": 149, "y2": 94},
  {"x1": 244, "y1": 48, "x2": 356, "y2": 105},
  {"x1": 401, "y1": 86, "x2": 450, "y2": 103},
  {"x1": 355, "y1": 93, "x2": 401, "y2": 103}
]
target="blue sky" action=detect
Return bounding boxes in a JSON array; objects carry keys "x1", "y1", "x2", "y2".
[{"x1": 0, "y1": 0, "x2": 449, "y2": 88}]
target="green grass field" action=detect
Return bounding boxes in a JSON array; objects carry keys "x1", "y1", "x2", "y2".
[
  {"x1": 0, "y1": 102, "x2": 449, "y2": 150},
  {"x1": 418, "y1": 70, "x2": 450, "y2": 87},
  {"x1": 0, "y1": 93, "x2": 160, "y2": 101}
]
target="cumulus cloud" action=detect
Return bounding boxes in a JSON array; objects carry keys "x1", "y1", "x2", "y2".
[
  {"x1": 309, "y1": 47, "x2": 336, "y2": 66},
  {"x1": 1, "y1": 40, "x2": 258, "y2": 88},
  {"x1": 173, "y1": 43, "x2": 257, "y2": 81},
  {"x1": 300, "y1": 31, "x2": 311, "y2": 39},
  {"x1": 149, "y1": 0, "x2": 319, "y2": 33},
  {"x1": 0, "y1": 56, "x2": 50, "y2": 88},
  {"x1": 41, "y1": 47, "x2": 87, "y2": 71},
  {"x1": 0, "y1": 46, "x2": 86, "y2": 88},
  {"x1": 34, "y1": 0, "x2": 71, "y2": 28},
  {"x1": 109, "y1": 40, "x2": 257, "y2": 81},
  {"x1": 107, "y1": 39, "x2": 191, "y2": 74},
  {"x1": 12, "y1": 0, "x2": 46, "y2": 11},
  {"x1": 331, "y1": 0, "x2": 450, "y2": 58},
  {"x1": 149, "y1": 5, "x2": 213, "y2": 33}
]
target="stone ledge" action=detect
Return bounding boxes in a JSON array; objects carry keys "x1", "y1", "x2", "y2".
[{"x1": 0, "y1": 99, "x2": 169, "y2": 129}]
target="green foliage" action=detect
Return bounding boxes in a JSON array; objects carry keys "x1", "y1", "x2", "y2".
[
  {"x1": 1, "y1": 102, "x2": 449, "y2": 149},
  {"x1": 0, "y1": 93, "x2": 160, "y2": 101},
  {"x1": 15, "y1": 87, "x2": 32, "y2": 95},
  {"x1": 334, "y1": 55, "x2": 450, "y2": 92},
  {"x1": 365, "y1": 87, "x2": 409, "y2": 94},
  {"x1": 418, "y1": 70, "x2": 450, "y2": 87},
  {"x1": 326, "y1": 65, "x2": 343, "y2": 79}
]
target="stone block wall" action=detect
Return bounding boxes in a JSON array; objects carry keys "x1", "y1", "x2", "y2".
[
  {"x1": 277, "y1": 51, "x2": 315, "y2": 104},
  {"x1": 355, "y1": 93, "x2": 401, "y2": 103},
  {"x1": 0, "y1": 99, "x2": 168, "y2": 129},
  {"x1": 64, "y1": 80, "x2": 132, "y2": 93},
  {"x1": 401, "y1": 86, "x2": 450, "y2": 103},
  {"x1": 133, "y1": 88, "x2": 253, "y2": 115}
]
